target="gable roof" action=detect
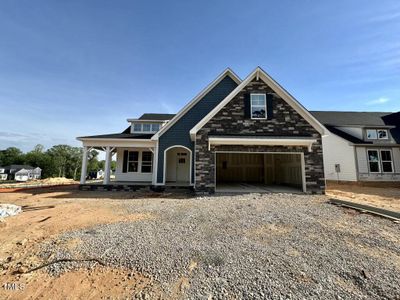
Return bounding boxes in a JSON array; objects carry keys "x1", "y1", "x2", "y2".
[
  {"x1": 138, "y1": 113, "x2": 175, "y2": 121},
  {"x1": 311, "y1": 111, "x2": 400, "y2": 144},
  {"x1": 190, "y1": 67, "x2": 326, "y2": 139},
  {"x1": 152, "y1": 68, "x2": 242, "y2": 140},
  {"x1": 310, "y1": 111, "x2": 393, "y2": 127}
]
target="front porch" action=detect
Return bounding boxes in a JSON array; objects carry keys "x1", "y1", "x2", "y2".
[{"x1": 77, "y1": 135, "x2": 157, "y2": 186}]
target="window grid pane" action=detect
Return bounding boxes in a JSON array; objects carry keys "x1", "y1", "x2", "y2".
[
  {"x1": 250, "y1": 94, "x2": 266, "y2": 119},
  {"x1": 127, "y1": 151, "x2": 139, "y2": 173},
  {"x1": 143, "y1": 124, "x2": 151, "y2": 132}
]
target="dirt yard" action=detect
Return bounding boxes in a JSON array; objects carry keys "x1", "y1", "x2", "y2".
[
  {"x1": 0, "y1": 187, "x2": 399, "y2": 299},
  {"x1": 326, "y1": 183, "x2": 400, "y2": 211}
]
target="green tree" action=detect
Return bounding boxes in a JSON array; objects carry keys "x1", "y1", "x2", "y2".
[{"x1": 0, "y1": 147, "x2": 24, "y2": 166}]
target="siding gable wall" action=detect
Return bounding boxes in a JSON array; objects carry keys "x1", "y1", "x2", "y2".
[
  {"x1": 195, "y1": 78, "x2": 325, "y2": 193},
  {"x1": 157, "y1": 75, "x2": 238, "y2": 183}
]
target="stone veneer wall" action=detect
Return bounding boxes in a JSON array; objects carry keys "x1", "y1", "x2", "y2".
[{"x1": 195, "y1": 78, "x2": 325, "y2": 193}]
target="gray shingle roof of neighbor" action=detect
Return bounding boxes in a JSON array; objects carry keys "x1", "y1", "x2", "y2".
[
  {"x1": 138, "y1": 113, "x2": 175, "y2": 120},
  {"x1": 310, "y1": 111, "x2": 393, "y2": 126},
  {"x1": 4, "y1": 165, "x2": 34, "y2": 170},
  {"x1": 310, "y1": 111, "x2": 400, "y2": 144}
]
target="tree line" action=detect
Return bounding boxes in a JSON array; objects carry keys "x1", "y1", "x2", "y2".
[{"x1": 0, "y1": 145, "x2": 115, "y2": 180}]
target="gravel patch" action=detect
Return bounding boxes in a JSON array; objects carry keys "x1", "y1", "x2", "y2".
[{"x1": 40, "y1": 193, "x2": 400, "y2": 299}]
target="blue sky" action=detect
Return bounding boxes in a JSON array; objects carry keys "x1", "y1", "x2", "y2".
[{"x1": 0, "y1": 0, "x2": 399, "y2": 152}]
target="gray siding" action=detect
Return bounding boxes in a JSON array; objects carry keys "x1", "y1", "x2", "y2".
[{"x1": 157, "y1": 75, "x2": 238, "y2": 183}]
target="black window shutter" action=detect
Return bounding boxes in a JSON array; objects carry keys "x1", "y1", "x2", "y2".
[
  {"x1": 122, "y1": 150, "x2": 128, "y2": 173},
  {"x1": 244, "y1": 93, "x2": 250, "y2": 118},
  {"x1": 266, "y1": 94, "x2": 273, "y2": 119}
]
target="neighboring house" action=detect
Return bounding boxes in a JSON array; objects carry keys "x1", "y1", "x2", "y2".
[
  {"x1": 1, "y1": 165, "x2": 42, "y2": 181},
  {"x1": 88, "y1": 169, "x2": 106, "y2": 180},
  {"x1": 77, "y1": 67, "x2": 327, "y2": 193},
  {"x1": 0, "y1": 167, "x2": 7, "y2": 180},
  {"x1": 311, "y1": 111, "x2": 400, "y2": 184}
]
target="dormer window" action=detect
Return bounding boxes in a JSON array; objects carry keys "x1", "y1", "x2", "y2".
[
  {"x1": 132, "y1": 122, "x2": 162, "y2": 133},
  {"x1": 366, "y1": 129, "x2": 388, "y2": 140},
  {"x1": 143, "y1": 124, "x2": 151, "y2": 132}
]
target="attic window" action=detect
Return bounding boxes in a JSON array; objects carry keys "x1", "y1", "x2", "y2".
[
  {"x1": 132, "y1": 123, "x2": 162, "y2": 133},
  {"x1": 366, "y1": 129, "x2": 389, "y2": 140},
  {"x1": 250, "y1": 94, "x2": 266, "y2": 119}
]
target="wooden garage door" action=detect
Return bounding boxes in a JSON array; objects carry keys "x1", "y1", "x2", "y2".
[{"x1": 217, "y1": 153, "x2": 264, "y2": 183}]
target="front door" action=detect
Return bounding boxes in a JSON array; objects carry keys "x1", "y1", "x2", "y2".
[{"x1": 176, "y1": 152, "x2": 189, "y2": 182}]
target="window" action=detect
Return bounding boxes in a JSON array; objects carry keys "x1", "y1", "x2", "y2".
[
  {"x1": 142, "y1": 124, "x2": 151, "y2": 132},
  {"x1": 151, "y1": 124, "x2": 160, "y2": 132},
  {"x1": 377, "y1": 129, "x2": 388, "y2": 140},
  {"x1": 250, "y1": 94, "x2": 266, "y2": 119},
  {"x1": 127, "y1": 151, "x2": 139, "y2": 172},
  {"x1": 367, "y1": 149, "x2": 394, "y2": 173},
  {"x1": 366, "y1": 129, "x2": 389, "y2": 140},
  {"x1": 133, "y1": 124, "x2": 142, "y2": 132},
  {"x1": 367, "y1": 150, "x2": 380, "y2": 172},
  {"x1": 141, "y1": 151, "x2": 153, "y2": 173},
  {"x1": 366, "y1": 129, "x2": 377, "y2": 140},
  {"x1": 380, "y1": 150, "x2": 393, "y2": 172}
]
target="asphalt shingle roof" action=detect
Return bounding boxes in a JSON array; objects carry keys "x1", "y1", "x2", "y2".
[
  {"x1": 311, "y1": 111, "x2": 400, "y2": 144},
  {"x1": 138, "y1": 113, "x2": 175, "y2": 120}
]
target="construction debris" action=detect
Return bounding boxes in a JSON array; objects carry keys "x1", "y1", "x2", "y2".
[{"x1": 0, "y1": 204, "x2": 22, "y2": 218}]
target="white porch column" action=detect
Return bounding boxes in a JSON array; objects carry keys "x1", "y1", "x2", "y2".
[
  {"x1": 80, "y1": 146, "x2": 88, "y2": 184},
  {"x1": 103, "y1": 146, "x2": 112, "y2": 185}
]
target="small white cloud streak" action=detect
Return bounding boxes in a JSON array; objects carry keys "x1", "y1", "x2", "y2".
[{"x1": 366, "y1": 97, "x2": 390, "y2": 105}]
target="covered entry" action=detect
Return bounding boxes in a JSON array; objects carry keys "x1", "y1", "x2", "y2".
[
  {"x1": 216, "y1": 152, "x2": 304, "y2": 192},
  {"x1": 165, "y1": 146, "x2": 192, "y2": 185}
]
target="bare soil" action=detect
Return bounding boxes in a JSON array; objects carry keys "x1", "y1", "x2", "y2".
[
  {"x1": 326, "y1": 183, "x2": 400, "y2": 211},
  {"x1": 0, "y1": 187, "x2": 156, "y2": 299}
]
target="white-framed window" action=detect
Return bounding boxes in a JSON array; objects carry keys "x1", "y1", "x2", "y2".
[
  {"x1": 141, "y1": 151, "x2": 153, "y2": 173},
  {"x1": 366, "y1": 129, "x2": 377, "y2": 140},
  {"x1": 367, "y1": 149, "x2": 394, "y2": 173},
  {"x1": 377, "y1": 129, "x2": 388, "y2": 140},
  {"x1": 133, "y1": 124, "x2": 142, "y2": 132},
  {"x1": 250, "y1": 94, "x2": 267, "y2": 119},
  {"x1": 380, "y1": 150, "x2": 393, "y2": 173},
  {"x1": 366, "y1": 129, "x2": 389, "y2": 140},
  {"x1": 142, "y1": 124, "x2": 151, "y2": 132},
  {"x1": 127, "y1": 151, "x2": 139, "y2": 172},
  {"x1": 367, "y1": 150, "x2": 380, "y2": 173},
  {"x1": 133, "y1": 123, "x2": 161, "y2": 133},
  {"x1": 151, "y1": 124, "x2": 160, "y2": 132}
]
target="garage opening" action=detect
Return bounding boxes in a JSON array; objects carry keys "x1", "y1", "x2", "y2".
[{"x1": 216, "y1": 152, "x2": 304, "y2": 193}]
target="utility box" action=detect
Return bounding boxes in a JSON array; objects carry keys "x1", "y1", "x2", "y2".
[{"x1": 335, "y1": 164, "x2": 341, "y2": 173}]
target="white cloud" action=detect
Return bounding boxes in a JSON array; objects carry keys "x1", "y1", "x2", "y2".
[{"x1": 366, "y1": 97, "x2": 390, "y2": 105}]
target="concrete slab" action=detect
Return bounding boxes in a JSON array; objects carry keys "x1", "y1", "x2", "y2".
[{"x1": 216, "y1": 183, "x2": 302, "y2": 193}]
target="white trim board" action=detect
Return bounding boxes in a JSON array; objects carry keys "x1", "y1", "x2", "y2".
[
  {"x1": 208, "y1": 137, "x2": 317, "y2": 151},
  {"x1": 161, "y1": 145, "x2": 193, "y2": 186},
  {"x1": 152, "y1": 68, "x2": 242, "y2": 140},
  {"x1": 78, "y1": 138, "x2": 156, "y2": 148},
  {"x1": 190, "y1": 67, "x2": 327, "y2": 140}
]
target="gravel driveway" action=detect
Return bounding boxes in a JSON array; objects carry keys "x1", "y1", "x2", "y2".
[{"x1": 41, "y1": 193, "x2": 400, "y2": 299}]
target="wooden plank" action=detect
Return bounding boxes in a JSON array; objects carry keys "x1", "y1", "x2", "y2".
[{"x1": 329, "y1": 199, "x2": 400, "y2": 221}]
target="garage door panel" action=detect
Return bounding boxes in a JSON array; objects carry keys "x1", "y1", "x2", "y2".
[{"x1": 216, "y1": 152, "x2": 303, "y2": 189}]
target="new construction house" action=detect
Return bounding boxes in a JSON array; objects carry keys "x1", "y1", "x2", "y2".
[{"x1": 77, "y1": 67, "x2": 400, "y2": 193}]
